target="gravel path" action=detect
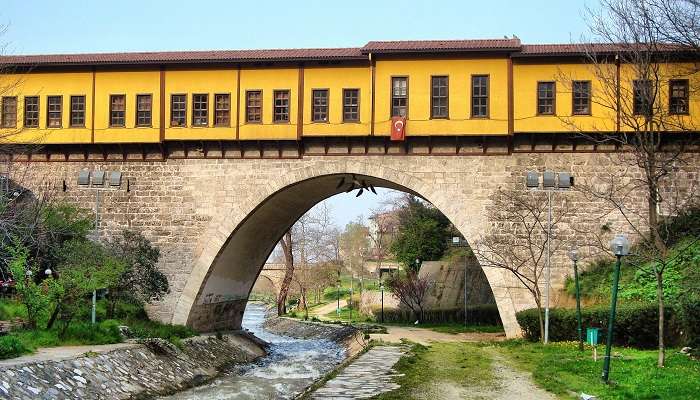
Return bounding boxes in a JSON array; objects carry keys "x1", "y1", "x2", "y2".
[{"x1": 370, "y1": 326, "x2": 505, "y2": 345}]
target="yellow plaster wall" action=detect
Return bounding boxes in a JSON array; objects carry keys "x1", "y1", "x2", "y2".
[{"x1": 372, "y1": 58, "x2": 510, "y2": 136}]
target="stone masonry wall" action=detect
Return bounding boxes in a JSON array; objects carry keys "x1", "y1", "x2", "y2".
[
  {"x1": 0, "y1": 333, "x2": 265, "y2": 400},
  {"x1": 14, "y1": 151, "x2": 700, "y2": 338}
]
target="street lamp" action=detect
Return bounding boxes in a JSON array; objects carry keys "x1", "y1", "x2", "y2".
[
  {"x1": 77, "y1": 169, "x2": 124, "y2": 324},
  {"x1": 602, "y1": 234, "x2": 630, "y2": 383},
  {"x1": 526, "y1": 170, "x2": 574, "y2": 344},
  {"x1": 336, "y1": 270, "x2": 341, "y2": 317},
  {"x1": 379, "y1": 273, "x2": 385, "y2": 323},
  {"x1": 569, "y1": 246, "x2": 583, "y2": 351}
]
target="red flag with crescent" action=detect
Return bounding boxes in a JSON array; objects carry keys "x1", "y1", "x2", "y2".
[{"x1": 391, "y1": 116, "x2": 406, "y2": 141}]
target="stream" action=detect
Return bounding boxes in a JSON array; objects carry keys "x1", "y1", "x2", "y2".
[{"x1": 159, "y1": 303, "x2": 347, "y2": 399}]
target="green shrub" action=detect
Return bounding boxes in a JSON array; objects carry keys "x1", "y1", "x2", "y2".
[
  {"x1": 373, "y1": 304, "x2": 502, "y2": 326},
  {"x1": 0, "y1": 336, "x2": 29, "y2": 359},
  {"x1": 126, "y1": 319, "x2": 197, "y2": 342},
  {"x1": 515, "y1": 302, "x2": 698, "y2": 348},
  {"x1": 0, "y1": 300, "x2": 28, "y2": 321}
]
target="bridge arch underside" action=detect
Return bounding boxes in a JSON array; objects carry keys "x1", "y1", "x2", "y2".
[{"x1": 175, "y1": 171, "x2": 522, "y2": 338}]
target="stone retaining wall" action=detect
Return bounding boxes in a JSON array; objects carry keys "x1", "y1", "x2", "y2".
[{"x1": 0, "y1": 333, "x2": 266, "y2": 400}]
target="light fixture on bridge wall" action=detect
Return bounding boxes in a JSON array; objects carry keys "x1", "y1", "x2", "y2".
[
  {"x1": 76, "y1": 168, "x2": 127, "y2": 325},
  {"x1": 525, "y1": 170, "x2": 574, "y2": 345}
]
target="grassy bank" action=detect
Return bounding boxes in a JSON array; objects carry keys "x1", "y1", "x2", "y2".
[
  {"x1": 496, "y1": 340, "x2": 700, "y2": 399},
  {"x1": 374, "y1": 342, "x2": 495, "y2": 399},
  {"x1": 0, "y1": 299, "x2": 198, "y2": 360}
]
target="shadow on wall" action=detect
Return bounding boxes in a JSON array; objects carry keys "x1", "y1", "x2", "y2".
[{"x1": 419, "y1": 253, "x2": 496, "y2": 309}]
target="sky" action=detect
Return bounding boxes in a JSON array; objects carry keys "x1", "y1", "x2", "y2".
[{"x1": 1, "y1": 0, "x2": 598, "y2": 229}]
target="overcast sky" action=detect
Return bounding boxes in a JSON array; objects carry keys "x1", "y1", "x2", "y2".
[{"x1": 2, "y1": 0, "x2": 598, "y2": 229}]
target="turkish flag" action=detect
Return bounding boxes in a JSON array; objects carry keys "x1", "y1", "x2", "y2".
[{"x1": 390, "y1": 116, "x2": 406, "y2": 141}]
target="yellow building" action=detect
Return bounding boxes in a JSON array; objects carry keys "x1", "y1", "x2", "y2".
[{"x1": 0, "y1": 39, "x2": 697, "y2": 146}]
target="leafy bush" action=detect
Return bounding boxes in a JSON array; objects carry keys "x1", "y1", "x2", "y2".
[
  {"x1": 0, "y1": 336, "x2": 29, "y2": 359},
  {"x1": 0, "y1": 300, "x2": 27, "y2": 321},
  {"x1": 373, "y1": 305, "x2": 502, "y2": 326},
  {"x1": 660, "y1": 205, "x2": 700, "y2": 247},
  {"x1": 515, "y1": 302, "x2": 699, "y2": 348}
]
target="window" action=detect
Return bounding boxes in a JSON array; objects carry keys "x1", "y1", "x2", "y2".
[
  {"x1": 214, "y1": 94, "x2": 230, "y2": 126},
  {"x1": 136, "y1": 95, "x2": 152, "y2": 126},
  {"x1": 70, "y1": 96, "x2": 85, "y2": 127},
  {"x1": 391, "y1": 77, "x2": 408, "y2": 117},
  {"x1": 273, "y1": 90, "x2": 290, "y2": 123},
  {"x1": 431, "y1": 76, "x2": 448, "y2": 118},
  {"x1": 47, "y1": 96, "x2": 62, "y2": 128},
  {"x1": 343, "y1": 89, "x2": 360, "y2": 122},
  {"x1": 633, "y1": 80, "x2": 653, "y2": 116},
  {"x1": 537, "y1": 82, "x2": 556, "y2": 115},
  {"x1": 192, "y1": 94, "x2": 208, "y2": 126},
  {"x1": 24, "y1": 96, "x2": 39, "y2": 128},
  {"x1": 572, "y1": 81, "x2": 591, "y2": 115},
  {"x1": 312, "y1": 89, "x2": 329, "y2": 122},
  {"x1": 246, "y1": 91, "x2": 262, "y2": 123},
  {"x1": 171, "y1": 94, "x2": 187, "y2": 126},
  {"x1": 109, "y1": 94, "x2": 125, "y2": 127},
  {"x1": 1, "y1": 97, "x2": 17, "y2": 128},
  {"x1": 471, "y1": 75, "x2": 489, "y2": 118},
  {"x1": 669, "y1": 79, "x2": 689, "y2": 115}
]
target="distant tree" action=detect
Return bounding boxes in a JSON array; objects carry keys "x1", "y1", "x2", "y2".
[
  {"x1": 385, "y1": 271, "x2": 431, "y2": 322},
  {"x1": 5, "y1": 239, "x2": 51, "y2": 329},
  {"x1": 390, "y1": 195, "x2": 452, "y2": 269},
  {"x1": 106, "y1": 229, "x2": 168, "y2": 318},
  {"x1": 339, "y1": 218, "x2": 370, "y2": 278}
]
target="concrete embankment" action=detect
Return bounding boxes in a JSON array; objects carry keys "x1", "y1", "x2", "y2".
[
  {"x1": 0, "y1": 333, "x2": 266, "y2": 400},
  {"x1": 263, "y1": 316, "x2": 367, "y2": 357}
]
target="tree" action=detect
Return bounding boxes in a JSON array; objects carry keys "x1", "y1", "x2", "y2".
[
  {"x1": 105, "y1": 229, "x2": 168, "y2": 318},
  {"x1": 475, "y1": 188, "x2": 571, "y2": 342},
  {"x1": 368, "y1": 206, "x2": 399, "y2": 273},
  {"x1": 277, "y1": 230, "x2": 295, "y2": 316},
  {"x1": 390, "y1": 195, "x2": 452, "y2": 269},
  {"x1": 339, "y1": 218, "x2": 369, "y2": 283},
  {"x1": 46, "y1": 239, "x2": 124, "y2": 334},
  {"x1": 563, "y1": 0, "x2": 700, "y2": 366},
  {"x1": 5, "y1": 239, "x2": 51, "y2": 329},
  {"x1": 385, "y1": 271, "x2": 431, "y2": 322}
]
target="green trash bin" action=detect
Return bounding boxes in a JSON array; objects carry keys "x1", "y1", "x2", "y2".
[{"x1": 587, "y1": 327, "x2": 600, "y2": 346}]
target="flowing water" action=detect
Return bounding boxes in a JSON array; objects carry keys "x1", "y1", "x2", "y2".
[{"x1": 160, "y1": 303, "x2": 346, "y2": 400}]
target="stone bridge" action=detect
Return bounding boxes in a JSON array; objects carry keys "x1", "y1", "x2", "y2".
[{"x1": 14, "y1": 145, "x2": 700, "y2": 339}]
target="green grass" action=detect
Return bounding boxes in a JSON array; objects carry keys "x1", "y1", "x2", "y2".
[
  {"x1": 496, "y1": 340, "x2": 700, "y2": 400},
  {"x1": 323, "y1": 306, "x2": 374, "y2": 323},
  {"x1": 380, "y1": 322, "x2": 504, "y2": 334},
  {"x1": 0, "y1": 299, "x2": 198, "y2": 360},
  {"x1": 0, "y1": 299, "x2": 27, "y2": 320},
  {"x1": 373, "y1": 341, "x2": 495, "y2": 399}
]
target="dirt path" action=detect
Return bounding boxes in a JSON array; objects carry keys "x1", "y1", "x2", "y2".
[
  {"x1": 369, "y1": 325, "x2": 506, "y2": 345},
  {"x1": 310, "y1": 299, "x2": 347, "y2": 319}
]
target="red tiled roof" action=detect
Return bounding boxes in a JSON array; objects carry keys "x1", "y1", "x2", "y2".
[
  {"x1": 519, "y1": 43, "x2": 689, "y2": 56},
  {"x1": 0, "y1": 47, "x2": 365, "y2": 66},
  {"x1": 362, "y1": 38, "x2": 521, "y2": 53}
]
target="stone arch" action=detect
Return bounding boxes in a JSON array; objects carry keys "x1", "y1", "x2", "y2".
[{"x1": 170, "y1": 159, "x2": 522, "y2": 338}]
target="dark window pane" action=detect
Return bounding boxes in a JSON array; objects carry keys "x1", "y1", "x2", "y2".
[
  {"x1": 273, "y1": 90, "x2": 290, "y2": 123},
  {"x1": 343, "y1": 89, "x2": 359, "y2": 122},
  {"x1": 24, "y1": 96, "x2": 39, "y2": 128},
  {"x1": 312, "y1": 89, "x2": 329, "y2": 122},
  {"x1": 192, "y1": 94, "x2": 208, "y2": 126},
  {"x1": 47, "y1": 96, "x2": 62, "y2": 128},
  {"x1": 214, "y1": 94, "x2": 230, "y2": 126},
  {"x1": 431, "y1": 76, "x2": 448, "y2": 119},
  {"x1": 669, "y1": 79, "x2": 689, "y2": 115},
  {"x1": 136, "y1": 95, "x2": 152, "y2": 126},
  {"x1": 110, "y1": 95, "x2": 125, "y2": 127},
  {"x1": 471, "y1": 75, "x2": 489, "y2": 118},
  {"x1": 70, "y1": 95, "x2": 85, "y2": 127},
  {"x1": 246, "y1": 91, "x2": 262, "y2": 123},
  {"x1": 1, "y1": 97, "x2": 17, "y2": 128},
  {"x1": 391, "y1": 77, "x2": 408, "y2": 117},
  {"x1": 171, "y1": 94, "x2": 187, "y2": 126},
  {"x1": 537, "y1": 82, "x2": 555, "y2": 115},
  {"x1": 572, "y1": 81, "x2": 591, "y2": 115},
  {"x1": 633, "y1": 80, "x2": 653, "y2": 116}
]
